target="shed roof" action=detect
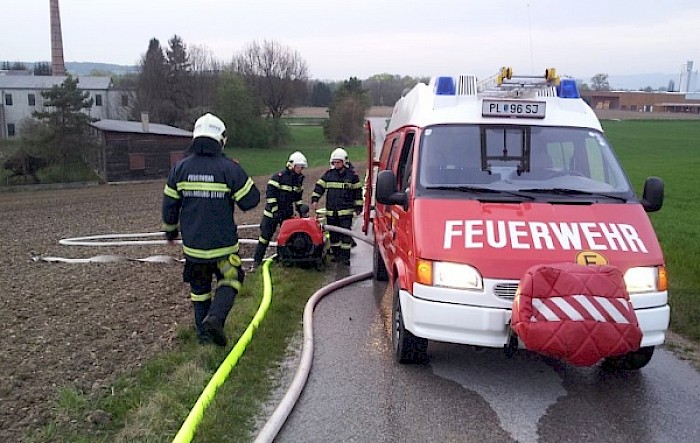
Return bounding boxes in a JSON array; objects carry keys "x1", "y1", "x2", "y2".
[
  {"x1": 91, "y1": 119, "x2": 192, "y2": 137},
  {"x1": 0, "y1": 75, "x2": 112, "y2": 90}
]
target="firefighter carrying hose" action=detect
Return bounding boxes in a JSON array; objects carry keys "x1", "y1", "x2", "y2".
[
  {"x1": 251, "y1": 151, "x2": 308, "y2": 270},
  {"x1": 311, "y1": 147, "x2": 363, "y2": 265},
  {"x1": 162, "y1": 113, "x2": 260, "y2": 346}
]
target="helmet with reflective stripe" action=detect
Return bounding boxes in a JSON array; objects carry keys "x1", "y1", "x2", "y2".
[
  {"x1": 288, "y1": 151, "x2": 308, "y2": 169},
  {"x1": 329, "y1": 147, "x2": 348, "y2": 165},
  {"x1": 193, "y1": 113, "x2": 227, "y2": 146}
]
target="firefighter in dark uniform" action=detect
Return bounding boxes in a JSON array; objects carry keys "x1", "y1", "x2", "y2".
[
  {"x1": 162, "y1": 113, "x2": 260, "y2": 346},
  {"x1": 251, "y1": 151, "x2": 308, "y2": 269},
  {"x1": 311, "y1": 147, "x2": 363, "y2": 265}
]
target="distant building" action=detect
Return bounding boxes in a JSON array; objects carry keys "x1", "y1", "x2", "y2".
[
  {"x1": 679, "y1": 61, "x2": 698, "y2": 93},
  {"x1": 580, "y1": 90, "x2": 700, "y2": 115},
  {"x1": 0, "y1": 75, "x2": 131, "y2": 139},
  {"x1": 91, "y1": 117, "x2": 191, "y2": 183}
]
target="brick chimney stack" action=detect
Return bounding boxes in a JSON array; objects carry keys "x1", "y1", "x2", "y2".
[{"x1": 50, "y1": 0, "x2": 66, "y2": 76}]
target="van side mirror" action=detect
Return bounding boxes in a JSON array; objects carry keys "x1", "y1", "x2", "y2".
[
  {"x1": 641, "y1": 176, "x2": 664, "y2": 212},
  {"x1": 376, "y1": 170, "x2": 408, "y2": 209}
]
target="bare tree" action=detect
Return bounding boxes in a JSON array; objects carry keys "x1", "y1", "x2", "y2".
[
  {"x1": 189, "y1": 44, "x2": 223, "y2": 112},
  {"x1": 233, "y1": 40, "x2": 309, "y2": 119},
  {"x1": 590, "y1": 73, "x2": 611, "y2": 91}
]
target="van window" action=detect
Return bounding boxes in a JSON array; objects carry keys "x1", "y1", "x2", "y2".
[
  {"x1": 397, "y1": 132, "x2": 415, "y2": 190},
  {"x1": 418, "y1": 124, "x2": 633, "y2": 199}
]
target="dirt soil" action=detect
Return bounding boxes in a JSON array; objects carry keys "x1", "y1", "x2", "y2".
[{"x1": 0, "y1": 166, "x2": 330, "y2": 442}]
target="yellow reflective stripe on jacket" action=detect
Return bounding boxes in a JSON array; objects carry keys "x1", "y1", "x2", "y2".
[
  {"x1": 266, "y1": 197, "x2": 277, "y2": 203},
  {"x1": 354, "y1": 199, "x2": 363, "y2": 206},
  {"x1": 231, "y1": 177, "x2": 255, "y2": 201},
  {"x1": 279, "y1": 184, "x2": 294, "y2": 192},
  {"x1": 190, "y1": 291, "x2": 212, "y2": 302},
  {"x1": 268, "y1": 179, "x2": 281, "y2": 188},
  {"x1": 182, "y1": 243, "x2": 240, "y2": 260},
  {"x1": 162, "y1": 222, "x2": 179, "y2": 231},
  {"x1": 325, "y1": 182, "x2": 362, "y2": 190},
  {"x1": 316, "y1": 179, "x2": 327, "y2": 187},
  {"x1": 326, "y1": 208, "x2": 355, "y2": 216},
  {"x1": 233, "y1": 177, "x2": 255, "y2": 201},
  {"x1": 177, "y1": 182, "x2": 230, "y2": 192},
  {"x1": 164, "y1": 184, "x2": 180, "y2": 199}
]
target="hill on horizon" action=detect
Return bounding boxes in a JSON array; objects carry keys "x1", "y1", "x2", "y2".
[{"x1": 21, "y1": 61, "x2": 693, "y2": 92}]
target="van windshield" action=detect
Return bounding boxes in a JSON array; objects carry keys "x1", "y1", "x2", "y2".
[{"x1": 418, "y1": 124, "x2": 635, "y2": 200}]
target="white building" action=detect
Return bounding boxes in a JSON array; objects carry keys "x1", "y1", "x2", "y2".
[{"x1": 0, "y1": 75, "x2": 131, "y2": 139}]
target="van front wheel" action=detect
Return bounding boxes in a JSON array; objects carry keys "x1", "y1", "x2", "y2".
[
  {"x1": 373, "y1": 241, "x2": 388, "y2": 281},
  {"x1": 602, "y1": 346, "x2": 655, "y2": 371},
  {"x1": 392, "y1": 279, "x2": 428, "y2": 363}
]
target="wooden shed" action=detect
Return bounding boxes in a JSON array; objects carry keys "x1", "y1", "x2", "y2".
[{"x1": 91, "y1": 118, "x2": 192, "y2": 182}]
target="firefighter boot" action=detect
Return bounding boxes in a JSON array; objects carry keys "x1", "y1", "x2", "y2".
[
  {"x1": 339, "y1": 249, "x2": 351, "y2": 266},
  {"x1": 193, "y1": 300, "x2": 212, "y2": 344},
  {"x1": 204, "y1": 288, "x2": 236, "y2": 346},
  {"x1": 251, "y1": 242, "x2": 267, "y2": 270}
]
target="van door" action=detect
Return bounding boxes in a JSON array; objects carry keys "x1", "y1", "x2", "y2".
[{"x1": 383, "y1": 129, "x2": 416, "y2": 283}]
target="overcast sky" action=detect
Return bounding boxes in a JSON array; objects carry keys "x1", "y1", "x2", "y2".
[{"x1": 3, "y1": 0, "x2": 699, "y2": 81}]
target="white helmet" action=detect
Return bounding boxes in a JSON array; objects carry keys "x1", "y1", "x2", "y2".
[
  {"x1": 288, "y1": 151, "x2": 308, "y2": 169},
  {"x1": 329, "y1": 147, "x2": 348, "y2": 165},
  {"x1": 193, "y1": 113, "x2": 227, "y2": 146}
]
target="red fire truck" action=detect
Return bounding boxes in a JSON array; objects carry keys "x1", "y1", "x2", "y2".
[{"x1": 363, "y1": 68, "x2": 669, "y2": 369}]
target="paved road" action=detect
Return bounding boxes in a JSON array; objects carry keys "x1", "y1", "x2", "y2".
[{"x1": 274, "y1": 225, "x2": 700, "y2": 443}]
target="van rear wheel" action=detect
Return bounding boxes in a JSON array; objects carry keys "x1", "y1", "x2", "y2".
[
  {"x1": 392, "y1": 279, "x2": 428, "y2": 363},
  {"x1": 602, "y1": 346, "x2": 655, "y2": 371}
]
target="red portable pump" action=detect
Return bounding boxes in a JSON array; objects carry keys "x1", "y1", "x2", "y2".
[{"x1": 276, "y1": 204, "x2": 328, "y2": 270}]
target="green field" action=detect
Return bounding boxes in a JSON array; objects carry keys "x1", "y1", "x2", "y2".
[
  {"x1": 602, "y1": 120, "x2": 700, "y2": 339},
  {"x1": 227, "y1": 125, "x2": 365, "y2": 176}
]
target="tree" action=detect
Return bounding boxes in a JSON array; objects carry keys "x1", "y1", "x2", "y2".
[
  {"x1": 234, "y1": 39, "x2": 309, "y2": 120},
  {"x1": 31, "y1": 75, "x2": 96, "y2": 165},
  {"x1": 165, "y1": 34, "x2": 193, "y2": 127},
  {"x1": 309, "y1": 81, "x2": 333, "y2": 107},
  {"x1": 132, "y1": 38, "x2": 169, "y2": 123},
  {"x1": 215, "y1": 71, "x2": 271, "y2": 148},
  {"x1": 590, "y1": 73, "x2": 611, "y2": 91},
  {"x1": 1, "y1": 61, "x2": 28, "y2": 71},
  {"x1": 189, "y1": 44, "x2": 223, "y2": 109},
  {"x1": 33, "y1": 62, "x2": 52, "y2": 76},
  {"x1": 325, "y1": 77, "x2": 371, "y2": 145},
  {"x1": 363, "y1": 73, "x2": 418, "y2": 107}
]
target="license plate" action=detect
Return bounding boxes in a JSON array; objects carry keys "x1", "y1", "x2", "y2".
[{"x1": 482, "y1": 100, "x2": 546, "y2": 118}]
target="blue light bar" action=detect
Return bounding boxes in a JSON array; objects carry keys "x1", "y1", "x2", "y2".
[
  {"x1": 557, "y1": 78, "x2": 580, "y2": 98},
  {"x1": 435, "y1": 76, "x2": 456, "y2": 95}
]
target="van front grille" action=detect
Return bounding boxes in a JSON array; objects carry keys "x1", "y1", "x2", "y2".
[{"x1": 494, "y1": 283, "x2": 519, "y2": 300}]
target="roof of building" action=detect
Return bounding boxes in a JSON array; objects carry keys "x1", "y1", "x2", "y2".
[
  {"x1": 0, "y1": 75, "x2": 112, "y2": 90},
  {"x1": 656, "y1": 102, "x2": 700, "y2": 108},
  {"x1": 91, "y1": 119, "x2": 192, "y2": 137}
]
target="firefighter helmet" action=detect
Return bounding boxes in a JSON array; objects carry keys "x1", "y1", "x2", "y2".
[
  {"x1": 288, "y1": 151, "x2": 308, "y2": 169},
  {"x1": 329, "y1": 147, "x2": 348, "y2": 165},
  {"x1": 193, "y1": 113, "x2": 227, "y2": 146}
]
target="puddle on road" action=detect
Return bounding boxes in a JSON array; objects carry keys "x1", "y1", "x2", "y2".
[{"x1": 430, "y1": 346, "x2": 566, "y2": 443}]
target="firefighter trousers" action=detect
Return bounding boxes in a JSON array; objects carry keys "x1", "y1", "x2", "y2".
[
  {"x1": 183, "y1": 254, "x2": 244, "y2": 341},
  {"x1": 253, "y1": 215, "x2": 284, "y2": 265},
  {"x1": 327, "y1": 214, "x2": 353, "y2": 262}
]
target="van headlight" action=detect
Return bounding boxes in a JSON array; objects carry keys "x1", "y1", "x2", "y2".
[
  {"x1": 417, "y1": 260, "x2": 483, "y2": 290},
  {"x1": 624, "y1": 266, "x2": 667, "y2": 293}
]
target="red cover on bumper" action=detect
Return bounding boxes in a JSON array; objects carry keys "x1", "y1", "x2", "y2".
[{"x1": 511, "y1": 263, "x2": 642, "y2": 366}]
